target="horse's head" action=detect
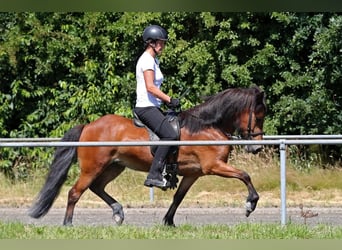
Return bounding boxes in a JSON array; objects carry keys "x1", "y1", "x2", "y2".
[
  {"x1": 238, "y1": 90, "x2": 266, "y2": 154},
  {"x1": 179, "y1": 86, "x2": 267, "y2": 154}
]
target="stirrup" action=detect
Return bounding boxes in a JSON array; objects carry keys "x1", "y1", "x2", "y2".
[
  {"x1": 162, "y1": 162, "x2": 179, "y2": 189},
  {"x1": 144, "y1": 178, "x2": 170, "y2": 190}
]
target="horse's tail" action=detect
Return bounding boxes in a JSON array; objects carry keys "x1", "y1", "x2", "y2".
[{"x1": 28, "y1": 124, "x2": 85, "y2": 219}]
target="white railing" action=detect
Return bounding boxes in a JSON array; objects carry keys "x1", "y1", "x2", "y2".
[{"x1": 1, "y1": 135, "x2": 342, "y2": 226}]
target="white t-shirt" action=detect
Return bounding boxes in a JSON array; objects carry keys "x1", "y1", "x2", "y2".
[{"x1": 135, "y1": 51, "x2": 164, "y2": 108}]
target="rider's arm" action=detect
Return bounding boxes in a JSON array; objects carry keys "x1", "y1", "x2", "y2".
[{"x1": 143, "y1": 69, "x2": 171, "y2": 104}]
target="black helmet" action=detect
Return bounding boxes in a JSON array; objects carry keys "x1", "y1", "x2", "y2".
[{"x1": 142, "y1": 25, "x2": 168, "y2": 43}]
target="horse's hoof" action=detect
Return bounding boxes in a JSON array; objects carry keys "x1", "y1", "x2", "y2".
[
  {"x1": 245, "y1": 201, "x2": 252, "y2": 217},
  {"x1": 63, "y1": 222, "x2": 73, "y2": 227},
  {"x1": 113, "y1": 214, "x2": 124, "y2": 225},
  {"x1": 111, "y1": 202, "x2": 124, "y2": 225}
]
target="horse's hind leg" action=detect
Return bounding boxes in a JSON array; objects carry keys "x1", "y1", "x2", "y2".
[
  {"x1": 89, "y1": 163, "x2": 126, "y2": 225},
  {"x1": 64, "y1": 172, "x2": 98, "y2": 226}
]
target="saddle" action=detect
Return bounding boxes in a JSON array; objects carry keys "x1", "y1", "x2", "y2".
[{"x1": 133, "y1": 110, "x2": 180, "y2": 189}]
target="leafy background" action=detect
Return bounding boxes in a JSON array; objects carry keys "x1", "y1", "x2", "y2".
[{"x1": 0, "y1": 12, "x2": 341, "y2": 179}]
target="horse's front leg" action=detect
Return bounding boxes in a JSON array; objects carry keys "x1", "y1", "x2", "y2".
[
  {"x1": 163, "y1": 175, "x2": 199, "y2": 226},
  {"x1": 208, "y1": 160, "x2": 259, "y2": 217},
  {"x1": 241, "y1": 171, "x2": 259, "y2": 217}
]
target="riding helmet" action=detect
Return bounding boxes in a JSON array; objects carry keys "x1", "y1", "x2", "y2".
[{"x1": 142, "y1": 25, "x2": 168, "y2": 43}]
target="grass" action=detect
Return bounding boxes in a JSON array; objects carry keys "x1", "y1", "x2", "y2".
[{"x1": 1, "y1": 221, "x2": 342, "y2": 239}]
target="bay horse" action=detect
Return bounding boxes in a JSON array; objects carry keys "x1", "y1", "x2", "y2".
[{"x1": 28, "y1": 86, "x2": 266, "y2": 226}]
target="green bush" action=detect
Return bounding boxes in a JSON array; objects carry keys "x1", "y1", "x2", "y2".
[{"x1": 0, "y1": 12, "x2": 341, "y2": 179}]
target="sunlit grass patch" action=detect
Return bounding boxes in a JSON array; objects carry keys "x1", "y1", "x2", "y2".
[{"x1": 1, "y1": 221, "x2": 342, "y2": 239}]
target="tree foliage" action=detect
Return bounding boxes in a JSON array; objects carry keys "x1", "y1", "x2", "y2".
[{"x1": 0, "y1": 12, "x2": 341, "y2": 179}]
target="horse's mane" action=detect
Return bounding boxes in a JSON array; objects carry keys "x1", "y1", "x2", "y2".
[{"x1": 179, "y1": 86, "x2": 263, "y2": 134}]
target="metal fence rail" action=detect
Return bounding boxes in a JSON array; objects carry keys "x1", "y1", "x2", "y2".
[
  {"x1": 1, "y1": 139, "x2": 342, "y2": 147},
  {"x1": 1, "y1": 135, "x2": 341, "y2": 226},
  {"x1": 1, "y1": 135, "x2": 342, "y2": 142}
]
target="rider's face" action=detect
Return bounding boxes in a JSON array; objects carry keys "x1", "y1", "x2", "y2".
[{"x1": 154, "y1": 40, "x2": 166, "y2": 55}]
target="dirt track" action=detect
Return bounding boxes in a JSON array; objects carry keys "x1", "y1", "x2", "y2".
[{"x1": 1, "y1": 206, "x2": 342, "y2": 227}]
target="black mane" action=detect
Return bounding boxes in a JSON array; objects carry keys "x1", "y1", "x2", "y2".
[{"x1": 179, "y1": 86, "x2": 264, "y2": 134}]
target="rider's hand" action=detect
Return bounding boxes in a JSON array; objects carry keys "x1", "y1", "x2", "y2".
[{"x1": 167, "y1": 98, "x2": 180, "y2": 109}]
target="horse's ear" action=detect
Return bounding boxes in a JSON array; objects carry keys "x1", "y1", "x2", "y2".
[
  {"x1": 255, "y1": 91, "x2": 267, "y2": 113},
  {"x1": 255, "y1": 91, "x2": 264, "y2": 104}
]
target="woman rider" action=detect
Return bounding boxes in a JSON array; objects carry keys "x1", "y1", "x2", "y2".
[{"x1": 134, "y1": 25, "x2": 180, "y2": 190}]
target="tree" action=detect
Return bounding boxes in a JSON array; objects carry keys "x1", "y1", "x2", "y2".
[{"x1": 0, "y1": 12, "x2": 341, "y2": 180}]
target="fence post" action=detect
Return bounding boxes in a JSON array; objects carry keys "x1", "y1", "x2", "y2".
[
  {"x1": 280, "y1": 139, "x2": 287, "y2": 226},
  {"x1": 150, "y1": 187, "x2": 154, "y2": 202}
]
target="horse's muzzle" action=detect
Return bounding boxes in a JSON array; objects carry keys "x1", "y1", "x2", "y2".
[{"x1": 244, "y1": 144, "x2": 263, "y2": 154}]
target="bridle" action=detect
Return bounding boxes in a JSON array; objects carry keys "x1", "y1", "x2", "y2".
[
  {"x1": 244, "y1": 108, "x2": 265, "y2": 140},
  {"x1": 227, "y1": 107, "x2": 265, "y2": 140},
  {"x1": 223, "y1": 108, "x2": 265, "y2": 141}
]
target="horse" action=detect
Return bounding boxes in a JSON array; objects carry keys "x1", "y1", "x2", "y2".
[{"x1": 28, "y1": 85, "x2": 267, "y2": 226}]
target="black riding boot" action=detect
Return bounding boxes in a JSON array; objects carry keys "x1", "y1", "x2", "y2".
[{"x1": 144, "y1": 159, "x2": 170, "y2": 190}]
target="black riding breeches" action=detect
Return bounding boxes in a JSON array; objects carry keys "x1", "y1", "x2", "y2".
[{"x1": 134, "y1": 106, "x2": 178, "y2": 175}]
